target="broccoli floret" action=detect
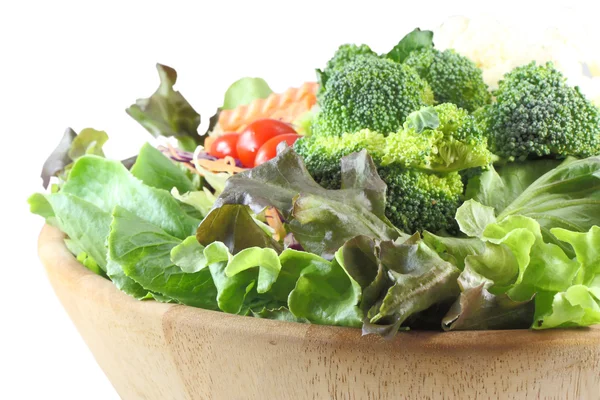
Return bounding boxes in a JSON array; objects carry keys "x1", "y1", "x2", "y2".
[
  {"x1": 293, "y1": 129, "x2": 386, "y2": 189},
  {"x1": 486, "y1": 61, "x2": 600, "y2": 160},
  {"x1": 404, "y1": 48, "x2": 491, "y2": 112},
  {"x1": 317, "y1": 44, "x2": 378, "y2": 89},
  {"x1": 313, "y1": 56, "x2": 434, "y2": 137},
  {"x1": 382, "y1": 103, "x2": 494, "y2": 172},
  {"x1": 293, "y1": 131, "x2": 464, "y2": 234},
  {"x1": 378, "y1": 165, "x2": 462, "y2": 234}
]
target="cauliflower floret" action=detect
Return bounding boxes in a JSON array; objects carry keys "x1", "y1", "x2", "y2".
[{"x1": 435, "y1": 13, "x2": 600, "y2": 104}]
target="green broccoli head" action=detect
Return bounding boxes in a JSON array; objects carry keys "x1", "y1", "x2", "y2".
[
  {"x1": 293, "y1": 129, "x2": 386, "y2": 189},
  {"x1": 378, "y1": 165, "x2": 463, "y2": 234},
  {"x1": 293, "y1": 131, "x2": 464, "y2": 234},
  {"x1": 313, "y1": 56, "x2": 434, "y2": 137},
  {"x1": 404, "y1": 48, "x2": 491, "y2": 112},
  {"x1": 318, "y1": 44, "x2": 378, "y2": 89},
  {"x1": 486, "y1": 61, "x2": 600, "y2": 160},
  {"x1": 382, "y1": 103, "x2": 494, "y2": 172}
]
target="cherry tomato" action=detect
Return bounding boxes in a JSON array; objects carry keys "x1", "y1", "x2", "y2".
[
  {"x1": 254, "y1": 133, "x2": 300, "y2": 166},
  {"x1": 236, "y1": 119, "x2": 296, "y2": 167},
  {"x1": 208, "y1": 133, "x2": 239, "y2": 159}
]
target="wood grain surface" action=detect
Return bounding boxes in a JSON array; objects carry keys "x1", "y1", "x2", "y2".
[{"x1": 38, "y1": 225, "x2": 600, "y2": 400}]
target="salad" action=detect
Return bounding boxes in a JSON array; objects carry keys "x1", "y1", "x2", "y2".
[{"x1": 30, "y1": 25, "x2": 600, "y2": 337}]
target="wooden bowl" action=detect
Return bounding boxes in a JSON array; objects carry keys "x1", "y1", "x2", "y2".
[{"x1": 38, "y1": 225, "x2": 600, "y2": 399}]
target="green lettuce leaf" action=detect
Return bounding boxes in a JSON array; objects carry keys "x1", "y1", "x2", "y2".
[
  {"x1": 404, "y1": 106, "x2": 440, "y2": 133},
  {"x1": 222, "y1": 77, "x2": 273, "y2": 110},
  {"x1": 451, "y1": 198, "x2": 600, "y2": 329},
  {"x1": 126, "y1": 64, "x2": 202, "y2": 151},
  {"x1": 194, "y1": 204, "x2": 282, "y2": 314},
  {"x1": 551, "y1": 226, "x2": 600, "y2": 285},
  {"x1": 484, "y1": 216, "x2": 579, "y2": 301},
  {"x1": 386, "y1": 28, "x2": 434, "y2": 63},
  {"x1": 467, "y1": 156, "x2": 600, "y2": 254},
  {"x1": 170, "y1": 236, "x2": 207, "y2": 273},
  {"x1": 465, "y1": 159, "x2": 565, "y2": 213},
  {"x1": 32, "y1": 154, "x2": 200, "y2": 300},
  {"x1": 422, "y1": 231, "x2": 485, "y2": 270},
  {"x1": 534, "y1": 286, "x2": 600, "y2": 329},
  {"x1": 61, "y1": 155, "x2": 199, "y2": 239},
  {"x1": 203, "y1": 243, "x2": 327, "y2": 316},
  {"x1": 455, "y1": 199, "x2": 496, "y2": 238},
  {"x1": 108, "y1": 207, "x2": 217, "y2": 309},
  {"x1": 130, "y1": 143, "x2": 194, "y2": 193},
  {"x1": 171, "y1": 187, "x2": 216, "y2": 218},
  {"x1": 533, "y1": 226, "x2": 600, "y2": 329},
  {"x1": 48, "y1": 195, "x2": 111, "y2": 269},
  {"x1": 68, "y1": 128, "x2": 108, "y2": 160},
  {"x1": 288, "y1": 256, "x2": 362, "y2": 327}
]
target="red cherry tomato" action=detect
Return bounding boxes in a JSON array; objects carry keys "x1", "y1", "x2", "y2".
[
  {"x1": 236, "y1": 119, "x2": 296, "y2": 167},
  {"x1": 254, "y1": 133, "x2": 300, "y2": 166},
  {"x1": 208, "y1": 133, "x2": 239, "y2": 159}
]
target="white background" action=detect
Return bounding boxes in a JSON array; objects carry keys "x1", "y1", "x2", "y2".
[{"x1": 0, "y1": 1, "x2": 596, "y2": 399}]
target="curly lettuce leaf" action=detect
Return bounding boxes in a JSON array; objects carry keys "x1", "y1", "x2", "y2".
[
  {"x1": 126, "y1": 64, "x2": 202, "y2": 151},
  {"x1": 442, "y1": 265, "x2": 534, "y2": 331},
  {"x1": 551, "y1": 226, "x2": 600, "y2": 285},
  {"x1": 288, "y1": 256, "x2": 362, "y2": 327},
  {"x1": 196, "y1": 204, "x2": 282, "y2": 255},
  {"x1": 40, "y1": 128, "x2": 109, "y2": 189},
  {"x1": 533, "y1": 226, "x2": 600, "y2": 329},
  {"x1": 359, "y1": 235, "x2": 460, "y2": 336},
  {"x1": 41, "y1": 128, "x2": 77, "y2": 189},
  {"x1": 467, "y1": 156, "x2": 600, "y2": 254},
  {"x1": 172, "y1": 234, "x2": 364, "y2": 325},
  {"x1": 337, "y1": 236, "x2": 390, "y2": 312},
  {"x1": 211, "y1": 148, "x2": 398, "y2": 258},
  {"x1": 534, "y1": 286, "x2": 600, "y2": 329},
  {"x1": 451, "y1": 198, "x2": 600, "y2": 329}
]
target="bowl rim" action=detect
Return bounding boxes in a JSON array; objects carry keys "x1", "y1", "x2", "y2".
[{"x1": 38, "y1": 224, "x2": 600, "y2": 350}]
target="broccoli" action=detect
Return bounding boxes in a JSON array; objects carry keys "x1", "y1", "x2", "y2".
[
  {"x1": 404, "y1": 48, "x2": 491, "y2": 112},
  {"x1": 486, "y1": 61, "x2": 600, "y2": 160},
  {"x1": 293, "y1": 129, "x2": 464, "y2": 234},
  {"x1": 317, "y1": 44, "x2": 378, "y2": 89},
  {"x1": 382, "y1": 103, "x2": 494, "y2": 172},
  {"x1": 313, "y1": 56, "x2": 434, "y2": 137},
  {"x1": 293, "y1": 129, "x2": 386, "y2": 189},
  {"x1": 378, "y1": 165, "x2": 462, "y2": 233}
]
